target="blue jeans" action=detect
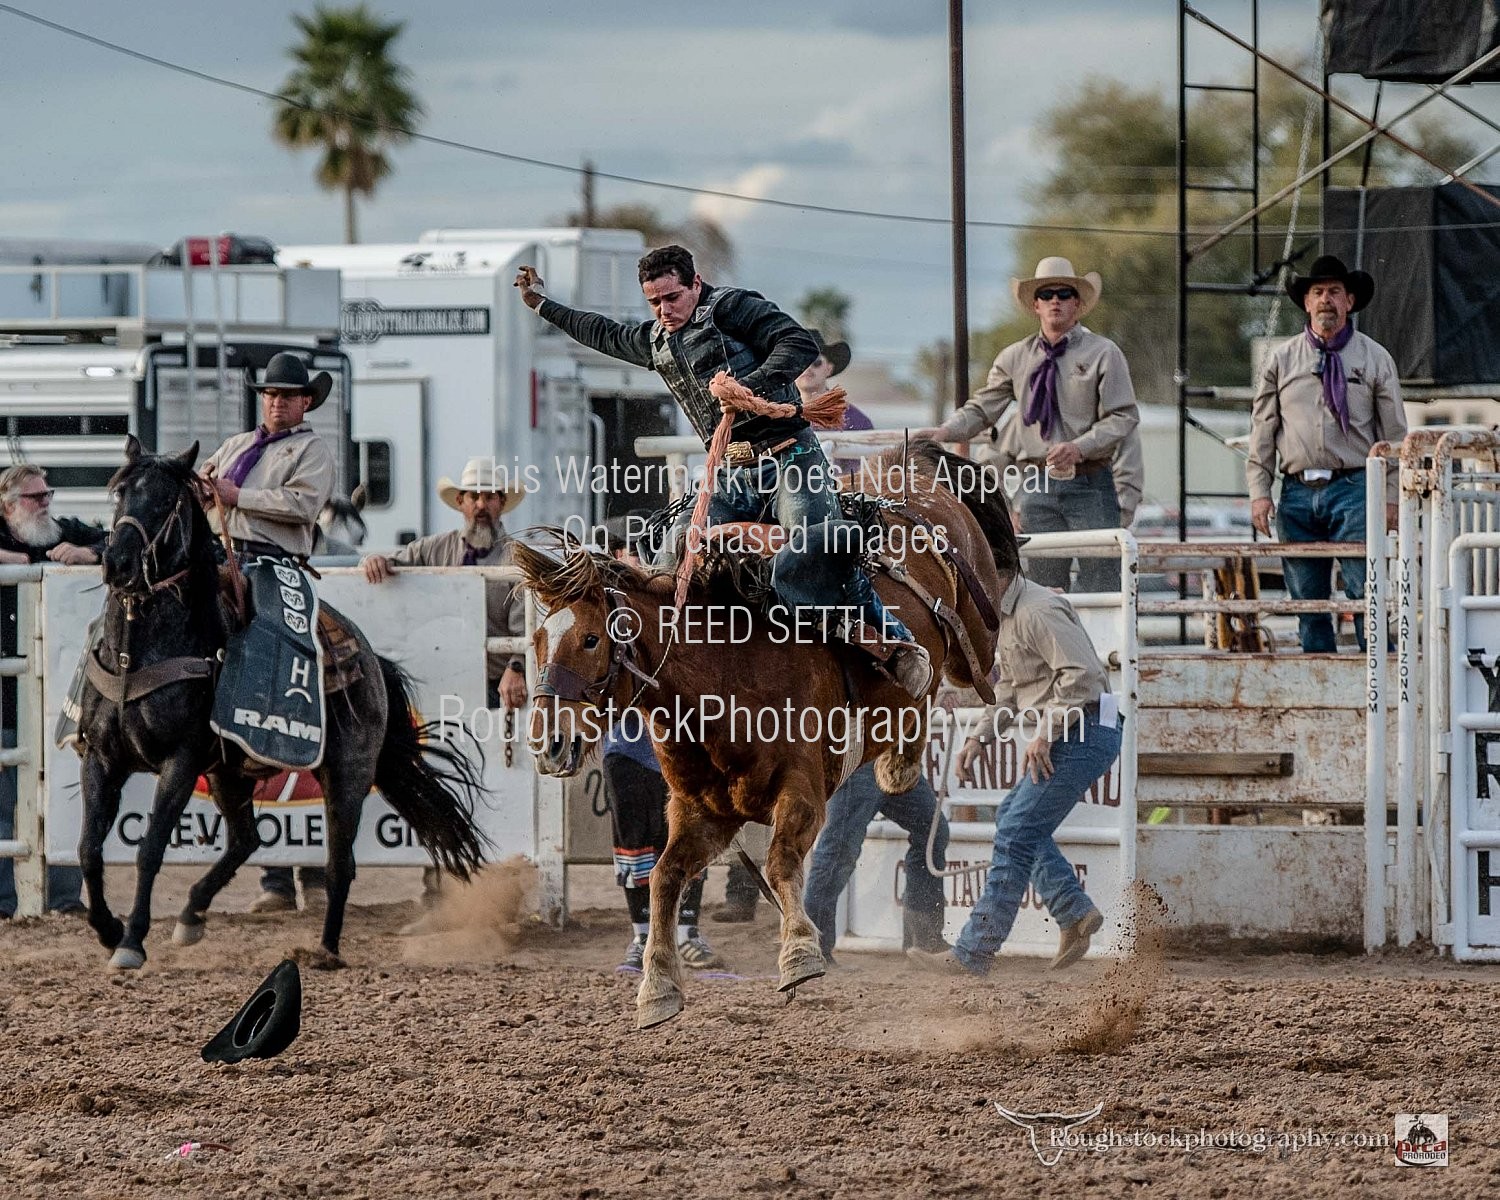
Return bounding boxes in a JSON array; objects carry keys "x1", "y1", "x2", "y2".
[
  {"x1": 953, "y1": 716, "x2": 1121, "y2": 973},
  {"x1": 661, "y1": 429, "x2": 913, "y2": 642},
  {"x1": 1018, "y1": 468, "x2": 1121, "y2": 592},
  {"x1": 0, "y1": 750, "x2": 83, "y2": 915},
  {"x1": 1277, "y1": 473, "x2": 1367, "y2": 653},
  {"x1": 803, "y1": 762, "x2": 949, "y2": 958}
]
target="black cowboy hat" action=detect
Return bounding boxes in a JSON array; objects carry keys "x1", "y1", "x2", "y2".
[
  {"x1": 809, "y1": 330, "x2": 851, "y2": 377},
  {"x1": 1286, "y1": 254, "x2": 1375, "y2": 314},
  {"x1": 201, "y1": 959, "x2": 302, "y2": 1063},
  {"x1": 250, "y1": 352, "x2": 333, "y2": 411}
]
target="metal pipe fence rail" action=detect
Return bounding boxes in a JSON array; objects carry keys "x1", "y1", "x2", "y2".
[{"x1": 0, "y1": 563, "x2": 45, "y2": 917}]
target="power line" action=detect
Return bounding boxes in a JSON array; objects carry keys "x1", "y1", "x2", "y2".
[{"x1": 4, "y1": 2, "x2": 1500, "y2": 242}]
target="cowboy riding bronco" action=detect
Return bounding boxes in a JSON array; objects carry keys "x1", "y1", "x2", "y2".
[{"x1": 515, "y1": 245, "x2": 933, "y2": 698}]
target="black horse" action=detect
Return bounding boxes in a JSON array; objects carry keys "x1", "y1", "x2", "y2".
[{"x1": 78, "y1": 436, "x2": 487, "y2": 969}]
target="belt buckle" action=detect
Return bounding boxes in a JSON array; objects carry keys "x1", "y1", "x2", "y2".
[
  {"x1": 725, "y1": 441, "x2": 754, "y2": 468},
  {"x1": 1300, "y1": 469, "x2": 1334, "y2": 485}
]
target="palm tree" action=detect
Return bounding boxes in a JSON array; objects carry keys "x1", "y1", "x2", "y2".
[{"x1": 273, "y1": 5, "x2": 423, "y2": 243}]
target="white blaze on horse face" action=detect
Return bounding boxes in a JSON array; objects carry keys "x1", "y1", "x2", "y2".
[{"x1": 540, "y1": 606, "x2": 576, "y2": 666}]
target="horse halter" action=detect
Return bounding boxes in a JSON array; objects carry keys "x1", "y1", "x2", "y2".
[
  {"x1": 107, "y1": 477, "x2": 202, "y2": 600},
  {"x1": 533, "y1": 589, "x2": 658, "y2": 708}
]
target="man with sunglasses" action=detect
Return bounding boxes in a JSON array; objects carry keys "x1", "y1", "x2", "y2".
[
  {"x1": 0, "y1": 464, "x2": 106, "y2": 566},
  {"x1": 201, "y1": 352, "x2": 337, "y2": 915},
  {"x1": 925, "y1": 257, "x2": 1138, "y2": 592},
  {"x1": 1248, "y1": 255, "x2": 1405, "y2": 654}
]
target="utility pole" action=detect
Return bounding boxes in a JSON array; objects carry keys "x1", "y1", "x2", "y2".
[{"x1": 948, "y1": 0, "x2": 969, "y2": 413}]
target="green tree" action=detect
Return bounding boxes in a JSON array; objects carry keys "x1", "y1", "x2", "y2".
[
  {"x1": 936, "y1": 68, "x2": 1477, "y2": 410},
  {"x1": 273, "y1": 4, "x2": 424, "y2": 243},
  {"x1": 798, "y1": 287, "x2": 853, "y2": 342},
  {"x1": 556, "y1": 202, "x2": 735, "y2": 280}
]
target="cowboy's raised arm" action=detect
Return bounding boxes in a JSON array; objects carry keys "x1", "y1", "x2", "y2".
[{"x1": 515, "y1": 265, "x2": 654, "y2": 369}]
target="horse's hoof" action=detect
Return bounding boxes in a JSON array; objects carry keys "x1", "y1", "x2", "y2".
[
  {"x1": 291, "y1": 946, "x2": 345, "y2": 971},
  {"x1": 108, "y1": 946, "x2": 145, "y2": 971},
  {"x1": 172, "y1": 920, "x2": 205, "y2": 947},
  {"x1": 777, "y1": 947, "x2": 826, "y2": 993},
  {"x1": 636, "y1": 992, "x2": 684, "y2": 1029}
]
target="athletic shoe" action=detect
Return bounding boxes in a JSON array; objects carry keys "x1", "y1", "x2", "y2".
[
  {"x1": 1052, "y1": 907, "x2": 1104, "y2": 970},
  {"x1": 617, "y1": 934, "x2": 646, "y2": 974},
  {"x1": 249, "y1": 890, "x2": 296, "y2": 914},
  {"x1": 677, "y1": 930, "x2": 723, "y2": 969}
]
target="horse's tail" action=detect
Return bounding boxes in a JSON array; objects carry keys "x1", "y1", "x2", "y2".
[
  {"x1": 908, "y1": 438, "x2": 1022, "y2": 575},
  {"x1": 373, "y1": 655, "x2": 488, "y2": 880}
]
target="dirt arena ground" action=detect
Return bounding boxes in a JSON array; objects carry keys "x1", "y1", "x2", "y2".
[{"x1": 1, "y1": 862, "x2": 1495, "y2": 1199}]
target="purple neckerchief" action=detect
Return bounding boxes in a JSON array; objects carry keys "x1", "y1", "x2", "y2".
[
  {"x1": 1306, "y1": 324, "x2": 1354, "y2": 434},
  {"x1": 223, "y1": 426, "x2": 309, "y2": 487},
  {"x1": 461, "y1": 541, "x2": 482, "y2": 566},
  {"x1": 1024, "y1": 333, "x2": 1069, "y2": 441}
]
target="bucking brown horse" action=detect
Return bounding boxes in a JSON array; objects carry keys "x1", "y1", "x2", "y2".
[{"x1": 517, "y1": 441, "x2": 1019, "y2": 1027}]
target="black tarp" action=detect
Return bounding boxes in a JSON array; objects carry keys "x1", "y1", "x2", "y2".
[
  {"x1": 1326, "y1": 184, "x2": 1500, "y2": 384},
  {"x1": 1323, "y1": 0, "x2": 1500, "y2": 83}
]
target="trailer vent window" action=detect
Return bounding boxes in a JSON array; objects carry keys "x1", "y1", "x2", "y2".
[{"x1": 355, "y1": 440, "x2": 393, "y2": 507}]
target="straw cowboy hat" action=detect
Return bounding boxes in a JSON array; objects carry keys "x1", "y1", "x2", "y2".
[
  {"x1": 1012, "y1": 256, "x2": 1102, "y2": 317},
  {"x1": 809, "y1": 329, "x2": 851, "y2": 377},
  {"x1": 437, "y1": 456, "x2": 527, "y2": 515},
  {"x1": 1286, "y1": 254, "x2": 1375, "y2": 313},
  {"x1": 250, "y1": 351, "x2": 333, "y2": 411}
]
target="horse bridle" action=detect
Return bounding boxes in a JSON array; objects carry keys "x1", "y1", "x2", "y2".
[
  {"x1": 107, "y1": 479, "x2": 204, "y2": 600},
  {"x1": 533, "y1": 589, "x2": 661, "y2": 708}
]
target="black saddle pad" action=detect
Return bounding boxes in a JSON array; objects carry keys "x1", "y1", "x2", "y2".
[{"x1": 210, "y1": 558, "x2": 326, "y2": 770}]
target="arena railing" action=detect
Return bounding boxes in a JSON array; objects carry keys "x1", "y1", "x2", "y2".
[{"x1": 0, "y1": 563, "x2": 45, "y2": 917}]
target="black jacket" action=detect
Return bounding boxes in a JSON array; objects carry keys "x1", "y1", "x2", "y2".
[
  {"x1": 0, "y1": 514, "x2": 107, "y2": 563},
  {"x1": 538, "y1": 282, "x2": 819, "y2": 449}
]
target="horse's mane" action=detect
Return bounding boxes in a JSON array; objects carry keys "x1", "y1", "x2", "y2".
[
  {"x1": 107, "y1": 451, "x2": 203, "y2": 495},
  {"x1": 512, "y1": 532, "x2": 676, "y2": 609}
]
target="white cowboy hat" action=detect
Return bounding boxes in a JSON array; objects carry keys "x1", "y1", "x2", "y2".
[
  {"x1": 1011, "y1": 256, "x2": 1102, "y2": 317},
  {"x1": 436, "y1": 457, "x2": 527, "y2": 514}
]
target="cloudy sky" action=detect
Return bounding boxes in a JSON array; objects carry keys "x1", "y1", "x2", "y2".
[{"x1": 1, "y1": 0, "x2": 1488, "y2": 374}]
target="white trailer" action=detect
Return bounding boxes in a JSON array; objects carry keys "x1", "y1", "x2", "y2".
[
  {"x1": 278, "y1": 228, "x2": 681, "y2": 549},
  {"x1": 0, "y1": 239, "x2": 350, "y2": 526}
]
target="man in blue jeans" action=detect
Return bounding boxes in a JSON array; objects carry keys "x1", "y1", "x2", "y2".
[
  {"x1": 802, "y1": 761, "x2": 950, "y2": 964},
  {"x1": 1248, "y1": 255, "x2": 1406, "y2": 653},
  {"x1": 909, "y1": 571, "x2": 1120, "y2": 975}
]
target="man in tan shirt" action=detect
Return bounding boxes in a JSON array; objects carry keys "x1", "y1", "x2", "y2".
[
  {"x1": 201, "y1": 352, "x2": 336, "y2": 558},
  {"x1": 1247, "y1": 255, "x2": 1406, "y2": 653},
  {"x1": 928, "y1": 256, "x2": 1139, "y2": 591},
  {"x1": 361, "y1": 456, "x2": 529, "y2": 710},
  {"x1": 909, "y1": 570, "x2": 1121, "y2": 976}
]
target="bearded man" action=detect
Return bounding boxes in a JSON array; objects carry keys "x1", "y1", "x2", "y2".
[{"x1": 0, "y1": 465, "x2": 106, "y2": 566}]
